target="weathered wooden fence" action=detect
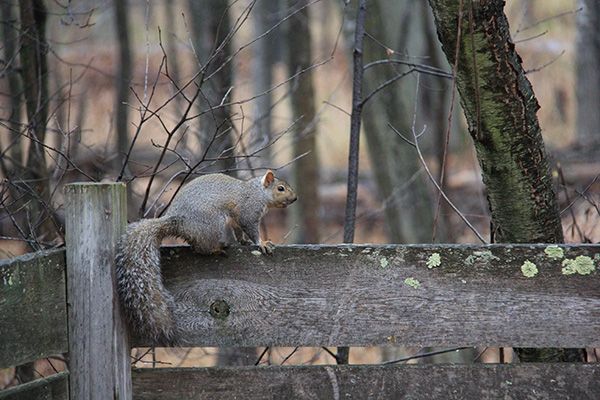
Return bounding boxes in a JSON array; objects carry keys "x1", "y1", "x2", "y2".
[{"x1": 1, "y1": 183, "x2": 599, "y2": 399}]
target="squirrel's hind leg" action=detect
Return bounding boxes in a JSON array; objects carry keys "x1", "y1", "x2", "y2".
[
  {"x1": 229, "y1": 219, "x2": 253, "y2": 245},
  {"x1": 188, "y1": 237, "x2": 228, "y2": 256},
  {"x1": 239, "y1": 218, "x2": 274, "y2": 255},
  {"x1": 180, "y1": 213, "x2": 229, "y2": 255}
]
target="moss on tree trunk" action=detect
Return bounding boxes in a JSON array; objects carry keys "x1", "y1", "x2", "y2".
[{"x1": 427, "y1": 0, "x2": 582, "y2": 362}]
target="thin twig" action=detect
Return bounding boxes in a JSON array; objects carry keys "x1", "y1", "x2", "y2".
[
  {"x1": 361, "y1": 68, "x2": 414, "y2": 106},
  {"x1": 433, "y1": 0, "x2": 463, "y2": 242},
  {"x1": 254, "y1": 347, "x2": 270, "y2": 366},
  {"x1": 389, "y1": 123, "x2": 486, "y2": 243},
  {"x1": 338, "y1": 0, "x2": 368, "y2": 366},
  {"x1": 525, "y1": 50, "x2": 565, "y2": 74},
  {"x1": 280, "y1": 347, "x2": 300, "y2": 365},
  {"x1": 389, "y1": 70, "x2": 487, "y2": 244},
  {"x1": 363, "y1": 59, "x2": 452, "y2": 79},
  {"x1": 383, "y1": 347, "x2": 471, "y2": 365},
  {"x1": 560, "y1": 175, "x2": 599, "y2": 216},
  {"x1": 514, "y1": 7, "x2": 582, "y2": 35}
]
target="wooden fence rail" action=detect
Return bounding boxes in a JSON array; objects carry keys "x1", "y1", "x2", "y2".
[
  {"x1": 0, "y1": 371, "x2": 68, "y2": 400},
  {"x1": 131, "y1": 364, "x2": 600, "y2": 400},
  {"x1": 1, "y1": 183, "x2": 599, "y2": 399},
  {"x1": 152, "y1": 244, "x2": 600, "y2": 348},
  {"x1": 0, "y1": 249, "x2": 67, "y2": 369}
]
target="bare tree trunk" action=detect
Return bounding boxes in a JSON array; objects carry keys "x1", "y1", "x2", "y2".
[
  {"x1": 112, "y1": 0, "x2": 136, "y2": 219},
  {"x1": 17, "y1": 0, "x2": 52, "y2": 245},
  {"x1": 0, "y1": 1, "x2": 23, "y2": 171},
  {"x1": 287, "y1": 0, "x2": 320, "y2": 244},
  {"x1": 337, "y1": 0, "x2": 369, "y2": 367},
  {"x1": 164, "y1": 0, "x2": 183, "y2": 100},
  {"x1": 113, "y1": 0, "x2": 132, "y2": 167},
  {"x1": 427, "y1": 0, "x2": 583, "y2": 363},
  {"x1": 420, "y1": 0, "x2": 454, "y2": 242},
  {"x1": 187, "y1": 0, "x2": 235, "y2": 174},
  {"x1": 19, "y1": 0, "x2": 48, "y2": 177},
  {"x1": 575, "y1": 0, "x2": 600, "y2": 147},
  {"x1": 244, "y1": 0, "x2": 279, "y2": 172},
  {"x1": 164, "y1": 0, "x2": 186, "y2": 143},
  {"x1": 362, "y1": 0, "x2": 437, "y2": 244},
  {"x1": 343, "y1": 0, "x2": 367, "y2": 245}
]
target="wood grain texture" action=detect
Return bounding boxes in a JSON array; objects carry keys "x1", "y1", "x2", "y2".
[
  {"x1": 0, "y1": 250, "x2": 67, "y2": 369},
  {"x1": 65, "y1": 183, "x2": 131, "y2": 400},
  {"x1": 0, "y1": 371, "x2": 69, "y2": 400},
  {"x1": 132, "y1": 364, "x2": 600, "y2": 400},
  {"x1": 132, "y1": 244, "x2": 600, "y2": 348}
]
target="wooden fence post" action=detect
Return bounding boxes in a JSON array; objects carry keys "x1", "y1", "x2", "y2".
[{"x1": 65, "y1": 183, "x2": 131, "y2": 399}]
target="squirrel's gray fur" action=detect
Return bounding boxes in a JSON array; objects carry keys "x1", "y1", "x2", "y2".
[{"x1": 116, "y1": 171, "x2": 296, "y2": 345}]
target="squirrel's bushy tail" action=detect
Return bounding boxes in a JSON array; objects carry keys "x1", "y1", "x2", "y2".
[{"x1": 116, "y1": 216, "x2": 181, "y2": 345}]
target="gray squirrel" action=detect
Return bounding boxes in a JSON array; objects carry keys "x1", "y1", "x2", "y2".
[{"x1": 115, "y1": 170, "x2": 297, "y2": 345}]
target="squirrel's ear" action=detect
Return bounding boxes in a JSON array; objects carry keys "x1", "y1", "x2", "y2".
[{"x1": 261, "y1": 170, "x2": 275, "y2": 187}]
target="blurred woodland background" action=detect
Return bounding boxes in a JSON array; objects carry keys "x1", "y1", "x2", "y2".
[{"x1": 1, "y1": 0, "x2": 599, "y2": 386}]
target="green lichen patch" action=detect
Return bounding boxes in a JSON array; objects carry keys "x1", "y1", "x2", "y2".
[
  {"x1": 465, "y1": 250, "x2": 500, "y2": 266},
  {"x1": 544, "y1": 245, "x2": 564, "y2": 260},
  {"x1": 561, "y1": 262, "x2": 576, "y2": 276},
  {"x1": 1, "y1": 269, "x2": 15, "y2": 286},
  {"x1": 521, "y1": 260, "x2": 538, "y2": 278},
  {"x1": 379, "y1": 257, "x2": 389, "y2": 269},
  {"x1": 426, "y1": 253, "x2": 442, "y2": 269},
  {"x1": 404, "y1": 277, "x2": 421, "y2": 289},
  {"x1": 561, "y1": 256, "x2": 595, "y2": 275}
]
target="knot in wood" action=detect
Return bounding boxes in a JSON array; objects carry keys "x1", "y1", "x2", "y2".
[{"x1": 209, "y1": 300, "x2": 230, "y2": 320}]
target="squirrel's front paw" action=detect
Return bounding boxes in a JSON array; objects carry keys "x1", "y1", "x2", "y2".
[{"x1": 258, "y1": 240, "x2": 275, "y2": 255}]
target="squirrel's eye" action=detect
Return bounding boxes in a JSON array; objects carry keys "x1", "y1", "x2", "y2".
[{"x1": 277, "y1": 185, "x2": 285, "y2": 192}]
